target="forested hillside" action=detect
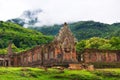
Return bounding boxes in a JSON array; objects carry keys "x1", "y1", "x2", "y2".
[
  {"x1": 29, "y1": 21, "x2": 120, "y2": 40},
  {"x1": 0, "y1": 21, "x2": 120, "y2": 54},
  {"x1": 0, "y1": 21, "x2": 53, "y2": 54}
]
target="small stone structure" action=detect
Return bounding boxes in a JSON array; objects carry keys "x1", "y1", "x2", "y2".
[
  {"x1": 68, "y1": 63, "x2": 94, "y2": 71},
  {"x1": 87, "y1": 65, "x2": 94, "y2": 71},
  {"x1": 68, "y1": 64, "x2": 82, "y2": 70}
]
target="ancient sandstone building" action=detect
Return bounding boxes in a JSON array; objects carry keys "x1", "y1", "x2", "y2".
[
  {"x1": 0, "y1": 23, "x2": 120, "y2": 67},
  {"x1": 0, "y1": 23, "x2": 78, "y2": 67}
]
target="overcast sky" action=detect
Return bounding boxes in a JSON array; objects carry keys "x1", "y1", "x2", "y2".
[{"x1": 0, "y1": 0, "x2": 120, "y2": 24}]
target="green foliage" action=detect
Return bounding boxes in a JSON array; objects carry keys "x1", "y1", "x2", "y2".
[
  {"x1": 99, "y1": 44, "x2": 112, "y2": 50},
  {"x1": 29, "y1": 21, "x2": 120, "y2": 40},
  {"x1": 85, "y1": 37, "x2": 109, "y2": 49},
  {"x1": 76, "y1": 37, "x2": 120, "y2": 53},
  {"x1": 29, "y1": 24, "x2": 61, "y2": 35},
  {"x1": 0, "y1": 49, "x2": 7, "y2": 54},
  {"x1": 0, "y1": 67, "x2": 120, "y2": 80},
  {"x1": 0, "y1": 21, "x2": 53, "y2": 54},
  {"x1": 0, "y1": 21, "x2": 120, "y2": 54},
  {"x1": 110, "y1": 37, "x2": 120, "y2": 50},
  {"x1": 7, "y1": 18, "x2": 25, "y2": 26},
  {"x1": 76, "y1": 40, "x2": 86, "y2": 52},
  {"x1": 90, "y1": 62, "x2": 120, "y2": 68}
]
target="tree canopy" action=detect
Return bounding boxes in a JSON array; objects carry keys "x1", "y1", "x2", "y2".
[
  {"x1": 76, "y1": 37, "x2": 120, "y2": 53},
  {"x1": 0, "y1": 21, "x2": 53, "y2": 54},
  {"x1": 29, "y1": 21, "x2": 120, "y2": 40}
]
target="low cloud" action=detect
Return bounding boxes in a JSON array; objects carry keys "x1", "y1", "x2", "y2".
[{"x1": 0, "y1": 0, "x2": 120, "y2": 25}]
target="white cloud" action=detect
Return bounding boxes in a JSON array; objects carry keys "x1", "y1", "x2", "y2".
[{"x1": 0, "y1": 0, "x2": 120, "y2": 25}]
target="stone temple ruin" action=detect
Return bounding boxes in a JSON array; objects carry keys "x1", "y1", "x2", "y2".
[
  {"x1": 0, "y1": 22, "x2": 78, "y2": 67},
  {"x1": 0, "y1": 22, "x2": 120, "y2": 68}
]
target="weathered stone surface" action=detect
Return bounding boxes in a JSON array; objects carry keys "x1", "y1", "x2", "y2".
[
  {"x1": 68, "y1": 64, "x2": 82, "y2": 70},
  {"x1": 83, "y1": 49, "x2": 120, "y2": 63},
  {"x1": 87, "y1": 65, "x2": 94, "y2": 71},
  {"x1": 53, "y1": 23, "x2": 78, "y2": 63},
  {"x1": 8, "y1": 41, "x2": 13, "y2": 55},
  {"x1": 1, "y1": 23, "x2": 120, "y2": 67},
  {"x1": 0, "y1": 22, "x2": 78, "y2": 67},
  {"x1": 68, "y1": 63, "x2": 94, "y2": 70}
]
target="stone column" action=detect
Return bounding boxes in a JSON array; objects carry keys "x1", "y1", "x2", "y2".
[
  {"x1": 8, "y1": 59, "x2": 11, "y2": 67},
  {"x1": 2, "y1": 60, "x2": 5, "y2": 67},
  {"x1": 4, "y1": 60, "x2": 7, "y2": 67}
]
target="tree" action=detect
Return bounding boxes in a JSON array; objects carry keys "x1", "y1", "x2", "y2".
[
  {"x1": 76, "y1": 40, "x2": 86, "y2": 53},
  {"x1": 110, "y1": 37, "x2": 120, "y2": 50},
  {"x1": 85, "y1": 37, "x2": 108, "y2": 49}
]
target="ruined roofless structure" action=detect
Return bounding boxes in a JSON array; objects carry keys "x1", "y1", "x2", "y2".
[
  {"x1": 0, "y1": 22, "x2": 78, "y2": 67},
  {"x1": 1, "y1": 22, "x2": 120, "y2": 67}
]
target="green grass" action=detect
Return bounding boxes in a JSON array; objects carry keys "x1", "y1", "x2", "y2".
[{"x1": 0, "y1": 67, "x2": 120, "y2": 80}]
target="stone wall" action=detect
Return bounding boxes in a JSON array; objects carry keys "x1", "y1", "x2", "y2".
[
  {"x1": 83, "y1": 49, "x2": 120, "y2": 63},
  {"x1": 0, "y1": 23, "x2": 78, "y2": 67},
  {"x1": 11, "y1": 41, "x2": 77, "y2": 67}
]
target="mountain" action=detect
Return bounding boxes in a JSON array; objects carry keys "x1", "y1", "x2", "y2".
[
  {"x1": 29, "y1": 21, "x2": 120, "y2": 40},
  {"x1": 7, "y1": 9, "x2": 42, "y2": 27},
  {"x1": 0, "y1": 21, "x2": 53, "y2": 54},
  {"x1": 6, "y1": 9, "x2": 120, "y2": 41}
]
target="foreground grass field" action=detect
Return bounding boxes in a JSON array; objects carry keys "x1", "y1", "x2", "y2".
[{"x1": 0, "y1": 67, "x2": 120, "y2": 80}]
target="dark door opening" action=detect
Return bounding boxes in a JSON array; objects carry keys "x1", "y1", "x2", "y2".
[{"x1": 0, "y1": 60, "x2": 4, "y2": 66}]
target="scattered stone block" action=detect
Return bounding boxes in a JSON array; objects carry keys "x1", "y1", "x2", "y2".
[
  {"x1": 68, "y1": 64, "x2": 82, "y2": 70},
  {"x1": 87, "y1": 65, "x2": 94, "y2": 71}
]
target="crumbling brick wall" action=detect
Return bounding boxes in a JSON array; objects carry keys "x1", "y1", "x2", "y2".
[{"x1": 83, "y1": 49, "x2": 120, "y2": 63}]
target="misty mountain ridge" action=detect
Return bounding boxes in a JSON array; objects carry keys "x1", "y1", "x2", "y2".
[
  {"x1": 7, "y1": 9, "x2": 43, "y2": 27},
  {"x1": 29, "y1": 21, "x2": 120, "y2": 40},
  {"x1": 7, "y1": 9, "x2": 120, "y2": 28},
  {"x1": 6, "y1": 9, "x2": 120, "y2": 41}
]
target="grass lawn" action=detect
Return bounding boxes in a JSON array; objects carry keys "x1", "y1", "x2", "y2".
[{"x1": 0, "y1": 67, "x2": 120, "y2": 80}]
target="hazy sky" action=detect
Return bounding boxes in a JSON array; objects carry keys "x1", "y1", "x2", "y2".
[{"x1": 0, "y1": 0, "x2": 120, "y2": 24}]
